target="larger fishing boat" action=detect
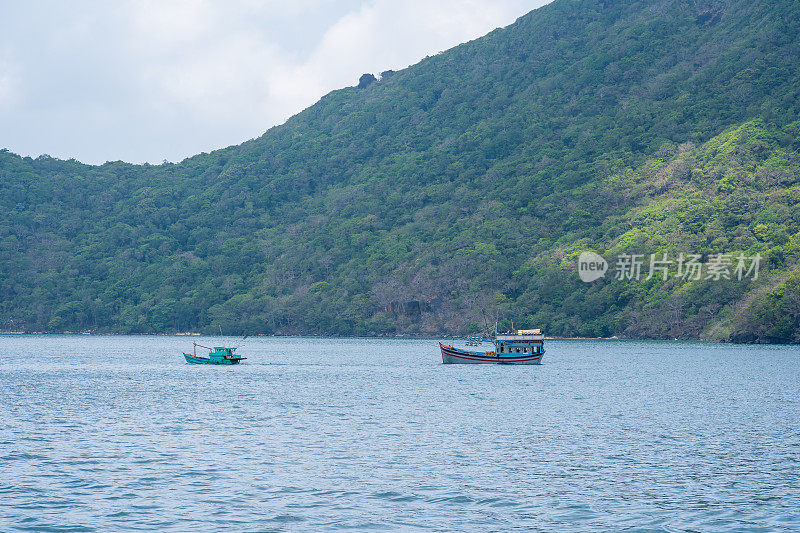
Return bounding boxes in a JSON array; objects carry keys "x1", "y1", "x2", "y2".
[
  {"x1": 440, "y1": 329, "x2": 545, "y2": 364},
  {"x1": 183, "y1": 342, "x2": 246, "y2": 365}
]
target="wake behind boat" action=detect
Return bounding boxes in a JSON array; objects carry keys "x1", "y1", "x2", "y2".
[
  {"x1": 440, "y1": 329, "x2": 545, "y2": 364},
  {"x1": 183, "y1": 342, "x2": 246, "y2": 365}
]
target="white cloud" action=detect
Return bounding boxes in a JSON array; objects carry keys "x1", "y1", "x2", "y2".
[
  {"x1": 0, "y1": 57, "x2": 18, "y2": 112},
  {"x1": 0, "y1": 0, "x2": 550, "y2": 164}
]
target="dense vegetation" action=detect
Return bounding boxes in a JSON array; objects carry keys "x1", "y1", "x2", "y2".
[{"x1": 2, "y1": 0, "x2": 800, "y2": 341}]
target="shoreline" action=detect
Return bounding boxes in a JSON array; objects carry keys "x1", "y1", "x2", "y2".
[{"x1": 0, "y1": 331, "x2": 778, "y2": 344}]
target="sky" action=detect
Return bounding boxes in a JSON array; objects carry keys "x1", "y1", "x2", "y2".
[{"x1": 0, "y1": 0, "x2": 550, "y2": 165}]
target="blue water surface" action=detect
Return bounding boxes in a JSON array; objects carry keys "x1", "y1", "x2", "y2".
[{"x1": 1, "y1": 336, "x2": 798, "y2": 531}]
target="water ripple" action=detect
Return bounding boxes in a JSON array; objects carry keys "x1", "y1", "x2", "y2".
[{"x1": 1, "y1": 336, "x2": 799, "y2": 531}]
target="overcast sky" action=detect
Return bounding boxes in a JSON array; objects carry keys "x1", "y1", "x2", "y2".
[{"x1": 0, "y1": 0, "x2": 550, "y2": 165}]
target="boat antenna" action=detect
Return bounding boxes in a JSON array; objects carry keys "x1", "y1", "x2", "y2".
[{"x1": 219, "y1": 324, "x2": 223, "y2": 337}]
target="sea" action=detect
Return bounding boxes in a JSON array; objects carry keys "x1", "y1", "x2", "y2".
[{"x1": 1, "y1": 335, "x2": 798, "y2": 532}]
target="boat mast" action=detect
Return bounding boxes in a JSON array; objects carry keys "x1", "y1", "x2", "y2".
[{"x1": 192, "y1": 342, "x2": 214, "y2": 354}]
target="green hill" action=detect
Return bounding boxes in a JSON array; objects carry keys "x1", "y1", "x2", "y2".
[{"x1": 2, "y1": 0, "x2": 800, "y2": 341}]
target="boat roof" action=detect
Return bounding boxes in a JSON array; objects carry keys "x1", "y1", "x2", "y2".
[{"x1": 496, "y1": 332, "x2": 544, "y2": 341}]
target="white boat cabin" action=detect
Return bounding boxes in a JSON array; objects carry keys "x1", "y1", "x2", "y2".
[{"x1": 495, "y1": 329, "x2": 545, "y2": 355}]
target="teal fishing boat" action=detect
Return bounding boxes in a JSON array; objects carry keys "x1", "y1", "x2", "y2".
[{"x1": 183, "y1": 342, "x2": 246, "y2": 365}]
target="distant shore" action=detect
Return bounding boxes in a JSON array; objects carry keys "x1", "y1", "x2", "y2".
[{"x1": 0, "y1": 331, "x2": 738, "y2": 343}]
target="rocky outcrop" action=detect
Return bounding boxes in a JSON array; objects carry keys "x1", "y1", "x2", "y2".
[{"x1": 358, "y1": 73, "x2": 377, "y2": 89}]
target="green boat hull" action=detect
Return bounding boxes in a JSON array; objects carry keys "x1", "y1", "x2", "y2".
[
  {"x1": 183, "y1": 353, "x2": 242, "y2": 365},
  {"x1": 183, "y1": 345, "x2": 246, "y2": 365}
]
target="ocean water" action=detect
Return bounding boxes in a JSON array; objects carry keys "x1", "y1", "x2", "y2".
[{"x1": 0, "y1": 335, "x2": 798, "y2": 532}]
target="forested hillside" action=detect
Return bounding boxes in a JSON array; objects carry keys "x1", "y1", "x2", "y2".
[{"x1": 2, "y1": 0, "x2": 800, "y2": 341}]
